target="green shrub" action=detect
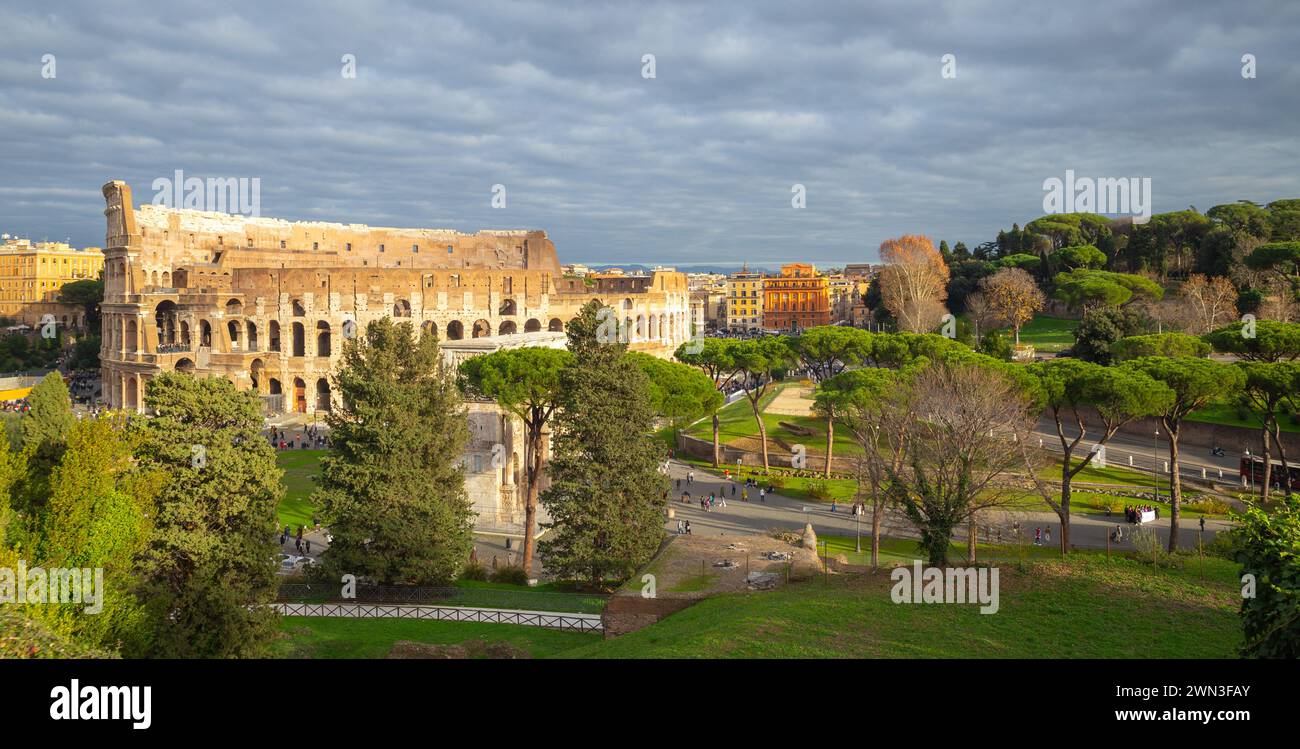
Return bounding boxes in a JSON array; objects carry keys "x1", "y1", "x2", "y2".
[
  {"x1": 459, "y1": 562, "x2": 489, "y2": 581},
  {"x1": 1186, "y1": 497, "x2": 1232, "y2": 516},
  {"x1": 489, "y1": 565, "x2": 530, "y2": 585},
  {"x1": 806, "y1": 479, "x2": 834, "y2": 501},
  {"x1": 1092, "y1": 495, "x2": 1121, "y2": 513}
]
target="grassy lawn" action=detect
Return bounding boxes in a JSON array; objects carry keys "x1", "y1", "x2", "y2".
[
  {"x1": 275, "y1": 617, "x2": 600, "y2": 658},
  {"x1": 277, "y1": 449, "x2": 325, "y2": 529},
  {"x1": 1001, "y1": 315, "x2": 1078, "y2": 353},
  {"x1": 559, "y1": 553, "x2": 1242, "y2": 658},
  {"x1": 685, "y1": 382, "x2": 863, "y2": 458},
  {"x1": 819, "y1": 534, "x2": 1064, "y2": 566},
  {"x1": 1187, "y1": 400, "x2": 1300, "y2": 433},
  {"x1": 446, "y1": 581, "x2": 608, "y2": 614}
]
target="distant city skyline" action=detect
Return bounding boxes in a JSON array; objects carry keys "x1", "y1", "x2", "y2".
[{"x1": 1, "y1": 1, "x2": 1297, "y2": 263}]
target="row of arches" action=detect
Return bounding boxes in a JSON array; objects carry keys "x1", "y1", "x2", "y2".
[{"x1": 118, "y1": 303, "x2": 685, "y2": 362}]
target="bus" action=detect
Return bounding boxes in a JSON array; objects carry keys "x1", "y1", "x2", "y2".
[{"x1": 1240, "y1": 454, "x2": 1300, "y2": 491}]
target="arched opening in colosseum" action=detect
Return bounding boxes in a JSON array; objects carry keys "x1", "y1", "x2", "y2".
[
  {"x1": 269, "y1": 321, "x2": 281, "y2": 352},
  {"x1": 180, "y1": 321, "x2": 191, "y2": 347},
  {"x1": 225, "y1": 298, "x2": 243, "y2": 317},
  {"x1": 150, "y1": 271, "x2": 158, "y2": 287},
  {"x1": 200, "y1": 320, "x2": 212, "y2": 347},
  {"x1": 659, "y1": 315, "x2": 667, "y2": 340},
  {"x1": 293, "y1": 377, "x2": 307, "y2": 413},
  {"x1": 446, "y1": 320, "x2": 464, "y2": 340},
  {"x1": 472, "y1": 319, "x2": 491, "y2": 338},
  {"x1": 636, "y1": 314, "x2": 647, "y2": 341},
  {"x1": 246, "y1": 321, "x2": 258, "y2": 351},
  {"x1": 498, "y1": 320, "x2": 517, "y2": 335},
  {"x1": 422, "y1": 320, "x2": 438, "y2": 339},
  {"x1": 499, "y1": 298, "x2": 516, "y2": 316},
  {"x1": 316, "y1": 321, "x2": 331, "y2": 357},
  {"x1": 316, "y1": 379, "x2": 331, "y2": 412},
  {"x1": 623, "y1": 298, "x2": 634, "y2": 310},
  {"x1": 524, "y1": 318, "x2": 541, "y2": 332},
  {"x1": 269, "y1": 378, "x2": 282, "y2": 395},
  {"x1": 125, "y1": 376, "x2": 138, "y2": 410},
  {"x1": 125, "y1": 319, "x2": 138, "y2": 353},
  {"x1": 155, "y1": 301, "x2": 178, "y2": 345},
  {"x1": 162, "y1": 271, "x2": 170, "y2": 287},
  {"x1": 393, "y1": 299, "x2": 411, "y2": 317},
  {"x1": 227, "y1": 320, "x2": 241, "y2": 350},
  {"x1": 291, "y1": 299, "x2": 305, "y2": 316},
  {"x1": 292, "y1": 322, "x2": 305, "y2": 356},
  {"x1": 647, "y1": 314, "x2": 657, "y2": 340},
  {"x1": 175, "y1": 358, "x2": 195, "y2": 374},
  {"x1": 548, "y1": 318, "x2": 564, "y2": 332},
  {"x1": 623, "y1": 316, "x2": 633, "y2": 342},
  {"x1": 250, "y1": 359, "x2": 264, "y2": 392}
]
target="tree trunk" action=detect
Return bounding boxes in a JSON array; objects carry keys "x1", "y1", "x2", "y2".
[
  {"x1": 870, "y1": 498, "x2": 883, "y2": 571},
  {"x1": 1059, "y1": 468, "x2": 1072, "y2": 556},
  {"x1": 752, "y1": 397, "x2": 770, "y2": 470},
  {"x1": 824, "y1": 414, "x2": 834, "y2": 478},
  {"x1": 967, "y1": 519, "x2": 976, "y2": 563},
  {"x1": 521, "y1": 428, "x2": 544, "y2": 576},
  {"x1": 1273, "y1": 420, "x2": 1292, "y2": 497},
  {"x1": 1261, "y1": 425, "x2": 1273, "y2": 500},
  {"x1": 1166, "y1": 423, "x2": 1181, "y2": 553},
  {"x1": 712, "y1": 412, "x2": 721, "y2": 468}
]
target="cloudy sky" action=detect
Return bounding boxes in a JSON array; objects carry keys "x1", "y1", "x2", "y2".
[{"x1": 1, "y1": 0, "x2": 1297, "y2": 265}]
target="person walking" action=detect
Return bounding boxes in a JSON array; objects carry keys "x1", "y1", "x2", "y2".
[
  {"x1": 1045, "y1": 526, "x2": 1052, "y2": 545},
  {"x1": 1034, "y1": 527, "x2": 1042, "y2": 546}
]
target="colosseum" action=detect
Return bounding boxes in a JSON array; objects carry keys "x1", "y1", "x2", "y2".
[{"x1": 98, "y1": 180, "x2": 693, "y2": 536}]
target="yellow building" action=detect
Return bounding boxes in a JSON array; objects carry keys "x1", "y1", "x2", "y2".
[
  {"x1": 726, "y1": 265, "x2": 764, "y2": 332},
  {"x1": 0, "y1": 238, "x2": 105, "y2": 328}
]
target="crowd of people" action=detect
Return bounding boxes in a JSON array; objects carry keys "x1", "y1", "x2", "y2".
[
  {"x1": 269, "y1": 424, "x2": 329, "y2": 450},
  {"x1": 1123, "y1": 505, "x2": 1159, "y2": 524},
  {"x1": 0, "y1": 398, "x2": 29, "y2": 413}
]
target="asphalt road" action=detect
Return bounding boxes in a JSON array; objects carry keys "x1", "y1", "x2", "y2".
[{"x1": 663, "y1": 459, "x2": 1231, "y2": 554}]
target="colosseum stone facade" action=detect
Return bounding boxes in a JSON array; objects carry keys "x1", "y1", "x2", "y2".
[{"x1": 97, "y1": 180, "x2": 693, "y2": 537}]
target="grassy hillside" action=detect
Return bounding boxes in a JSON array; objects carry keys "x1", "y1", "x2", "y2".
[{"x1": 560, "y1": 554, "x2": 1243, "y2": 659}]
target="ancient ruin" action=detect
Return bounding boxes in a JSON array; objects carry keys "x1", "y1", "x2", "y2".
[{"x1": 97, "y1": 180, "x2": 692, "y2": 536}]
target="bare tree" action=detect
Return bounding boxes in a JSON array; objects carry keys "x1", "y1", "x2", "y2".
[
  {"x1": 979, "y1": 267, "x2": 1045, "y2": 345},
  {"x1": 964, "y1": 291, "x2": 1001, "y2": 341},
  {"x1": 1176, "y1": 274, "x2": 1239, "y2": 334},
  {"x1": 878, "y1": 361, "x2": 1035, "y2": 566},
  {"x1": 878, "y1": 234, "x2": 950, "y2": 333}
]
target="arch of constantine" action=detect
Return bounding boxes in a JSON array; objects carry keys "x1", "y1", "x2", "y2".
[{"x1": 97, "y1": 180, "x2": 693, "y2": 537}]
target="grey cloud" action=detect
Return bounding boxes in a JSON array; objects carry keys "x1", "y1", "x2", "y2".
[{"x1": 0, "y1": 0, "x2": 1296, "y2": 264}]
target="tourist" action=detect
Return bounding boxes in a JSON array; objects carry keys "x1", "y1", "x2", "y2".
[
  {"x1": 684, "y1": 521, "x2": 692, "y2": 535},
  {"x1": 687, "y1": 470, "x2": 694, "y2": 484},
  {"x1": 1045, "y1": 526, "x2": 1051, "y2": 544},
  {"x1": 759, "y1": 487, "x2": 766, "y2": 502},
  {"x1": 1034, "y1": 527, "x2": 1042, "y2": 545}
]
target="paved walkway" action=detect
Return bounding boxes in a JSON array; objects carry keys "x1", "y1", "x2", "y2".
[{"x1": 664, "y1": 460, "x2": 1231, "y2": 553}]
